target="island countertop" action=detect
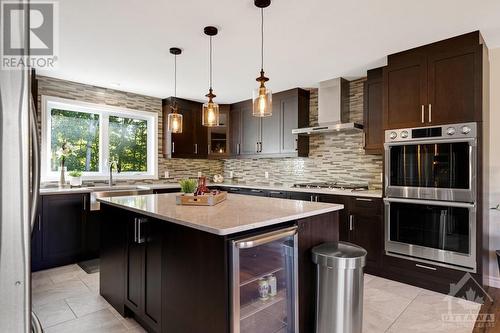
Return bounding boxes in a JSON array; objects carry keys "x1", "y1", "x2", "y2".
[{"x1": 98, "y1": 193, "x2": 343, "y2": 235}]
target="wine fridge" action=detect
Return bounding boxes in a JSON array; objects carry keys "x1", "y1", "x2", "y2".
[{"x1": 231, "y1": 227, "x2": 298, "y2": 333}]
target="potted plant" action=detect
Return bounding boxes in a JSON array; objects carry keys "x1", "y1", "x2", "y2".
[
  {"x1": 179, "y1": 179, "x2": 197, "y2": 196},
  {"x1": 56, "y1": 141, "x2": 75, "y2": 187},
  {"x1": 69, "y1": 170, "x2": 83, "y2": 187}
]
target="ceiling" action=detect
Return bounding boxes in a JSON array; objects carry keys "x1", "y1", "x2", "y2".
[{"x1": 38, "y1": 0, "x2": 500, "y2": 103}]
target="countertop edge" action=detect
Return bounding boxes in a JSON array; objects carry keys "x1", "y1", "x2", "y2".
[{"x1": 98, "y1": 198, "x2": 344, "y2": 236}]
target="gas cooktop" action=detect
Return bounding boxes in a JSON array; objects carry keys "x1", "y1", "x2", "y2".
[{"x1": 291, "y1": 182, "x2": 369, "y2": 191}]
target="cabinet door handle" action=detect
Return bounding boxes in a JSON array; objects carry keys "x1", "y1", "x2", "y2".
[
  {"x1": 194, "y1": 144, "x2": 198, "y2": 154},
  {"x1": 38, "y1": 215, "x2": 41, "y2": 231},
  {"x1": 237, "y1": 143, "x2": 241, "y2": 155},
  {"x1": 428, "y1": 104, "x2": 432, "y2": 123},
  {"x1": 349, "y1": 215, "x2": 354, "y2": 231},
  {"x1": 83, "y1": 195, "x2": 86, "y2": 211},
  {"x1": 255, "y1": 142, "x2": 259, "y2": 153},
  {"x1": 315, "y1": 195, "x2": 319, "y2": 202},
  {"x1": 136, "y1": 218, "x2": 147, "y2": 244},
  {"x1": 134, "y1": 218, "x2": 138, "y2": 243},
  {"x1": 294, "y1": 138, "x2": 298, "y2": 151},
  {"x1": 251, "y1": 189, "x2": 262, "y2": 193},
  {"x1": 208, "y1": 144, "x2": 211, "y2": 153},
  {"x1": 259, "y1": 142, "x2": 263, "y2": 153},
  {"x1": 172, "y1": 142, "x2": 175, "y2": 153},
  {"x1": 310, "y1": 195, "x2": 314, "y2": 202},
  {"x1": 421, "y1": 105, "x2": 425, "y2": 123}
]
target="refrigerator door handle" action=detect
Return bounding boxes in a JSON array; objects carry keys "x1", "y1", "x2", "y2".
[
  {"x1": 30, "y1": 93, "x2": 41, "y2": 231},
  {"x1": 234, "y1": 226, "x2": 298, "y2": 249}
]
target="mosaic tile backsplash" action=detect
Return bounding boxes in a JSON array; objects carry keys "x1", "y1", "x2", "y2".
[
  {"x1": 37, "y1": 76, "x2": 382, "y2": 188},
  {"x1": 223, "y1": 79, "x2": 383, "y2": 189}
]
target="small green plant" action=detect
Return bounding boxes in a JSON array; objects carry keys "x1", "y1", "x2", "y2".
[
  {"x1": 69, "y1": 170, "x2": 82, "y2": 177},
  {"x1": 179, "y1": 179, "x2": 197, "y2": 194}
]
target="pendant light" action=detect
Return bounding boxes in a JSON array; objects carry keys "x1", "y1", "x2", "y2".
[
  {"x1": 167, "y1": 47, "x2": 183, "y2": 133},
  {"x1": 253, "y1": 0, "x2": 272, "y2": 117},
  {"x1": 202, "y1": 26, "x2": 220, "y2": 127}
]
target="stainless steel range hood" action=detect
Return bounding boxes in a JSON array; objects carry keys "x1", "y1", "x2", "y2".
[{"x1": 292, "y1": 78, "x2": 363, "y2": 135}]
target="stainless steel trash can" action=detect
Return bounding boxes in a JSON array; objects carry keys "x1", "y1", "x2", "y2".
[{"x1": 312, "y1": 242, "x2": 367, "y2": 333}]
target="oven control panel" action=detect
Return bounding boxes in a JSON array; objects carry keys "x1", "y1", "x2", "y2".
[{"x1": 385, "y1": 122, "x2": 477, "y2": 142}]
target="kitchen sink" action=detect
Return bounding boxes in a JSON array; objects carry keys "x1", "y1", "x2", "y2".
[{"x1": 90, "y1": 188, "x2": 153, "y2": 210}]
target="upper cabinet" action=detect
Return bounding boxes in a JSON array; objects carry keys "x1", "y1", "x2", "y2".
[
  {"x1": 230, "y1": 88, "x2": 310, "y2": 158},
  {"x1": 163, "y1": 97, "x2": 208, "y2": 159},
  {"x1": 383, "y1": 31, "x2": 485, "y2": 129},
  {"x1": 363, "y1": 68, "x2": 384, "y2": 154},
  {"x1": 207, "y1": 105, "x2": 230, "y2": 158}
]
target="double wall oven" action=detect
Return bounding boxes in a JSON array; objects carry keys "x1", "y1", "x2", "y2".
[{"x1": 384, "y1": 123, "x2": 477, "y2": 272}]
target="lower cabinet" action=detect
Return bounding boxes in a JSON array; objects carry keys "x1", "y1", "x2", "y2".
[
  {"x1": 32, "y1": 193, "x2": 89, "y2": 271},
  {"x1": 124, "y1": 218, "x2": 163, "y2": 332},
  {"x1": 347, "y1": 197, "x2": 384, "y2": 272},
  {"x1": 318, "y1": 195, "x2": 384, "y2": 273}
]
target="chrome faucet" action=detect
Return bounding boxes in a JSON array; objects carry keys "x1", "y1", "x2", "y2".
[{"x1": 108, "y1": 160, "x2": 118, "y2": 186}]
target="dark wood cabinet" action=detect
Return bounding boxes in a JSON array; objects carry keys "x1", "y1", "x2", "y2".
[
  {"x1": 230, "y1": 88, "x2": 309, "y2": 158},
  {"x1": 32, "y1": 193, "x2": 89, "y2": 271},
  {"x1": 427, "y1": 48, "x2": 479, "y2": 124},
  {"x1": 153, "y1": 188, "x2": 180, "y2": 194},
  {"x1": 383, "y1": 53, "x2": 427, "y2": 129},
  {"x1": 348, "y1": 197, "x2": 383, "y2": 271},
  {"x1": 384, "y1": 31, "x2": 484, "y2": 129},
  {"x1": 124, "y1": 218, "x2": 163, "y2": 332},
  {"x1": 239, "y1": 101, "x2": 260, "y2": 156},
  {"x1": 318, "y1": 195, "x2": 383, "y2": 273},
  {"x1": 363, "y1": 68, "x2": 384, "y2": 154},
  {"x1": 208, "y1": 105, "x2": 231, "y2": 158},
  {"x1": 163, "y1": 97, "x2": 208, "y2": 159}
]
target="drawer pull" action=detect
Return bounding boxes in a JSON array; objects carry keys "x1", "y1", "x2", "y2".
[
  {"x1": 415, "y1": 263, "x2": 437, "y2": 271},
  {"x1": 355, "y1": 198, "x2": 373, "y2": 202}
]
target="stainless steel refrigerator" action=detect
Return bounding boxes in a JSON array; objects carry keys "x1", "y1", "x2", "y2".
[{"x1": 0, "y1": 0, "x2": 43, "y2": 331}]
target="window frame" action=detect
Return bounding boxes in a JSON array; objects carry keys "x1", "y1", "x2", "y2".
[{"x1": 41, "y1": 95, "x2": 158, "y2": 181}]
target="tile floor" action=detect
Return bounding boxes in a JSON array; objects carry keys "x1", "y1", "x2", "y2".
[{"x1": 32, "y1": 264, "x2": 482, "y2": 333}]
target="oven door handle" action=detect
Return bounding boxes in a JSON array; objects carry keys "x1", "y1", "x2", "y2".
[
  {"x1": 383, "y1": 197, "x2": 475, "y2": 209},
  {"x1": 384, "y1": 137, "x2": 477, "y2": 147}
]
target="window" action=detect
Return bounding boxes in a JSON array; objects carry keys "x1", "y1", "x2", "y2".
[{"x1": 42, "y1": 96, "x2": 157, "y2": 181}]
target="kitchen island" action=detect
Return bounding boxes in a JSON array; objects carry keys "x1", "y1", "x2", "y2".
[{"x1": 98, "y1": 193, "x2": 343, "y2": 333}]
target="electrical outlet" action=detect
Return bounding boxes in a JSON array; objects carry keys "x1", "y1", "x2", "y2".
[
  {"x1": 229, "y1": 171, "x2": 234, "y2": 179},
  {"x1": 198, "y1": 171, "x2": 202, "y2": 178},
  {"x1": 265, "y1": 172, "x2": 269, "y2": 179}
]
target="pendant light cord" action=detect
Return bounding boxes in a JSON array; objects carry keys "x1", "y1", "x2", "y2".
[
  {"x1": 209, "y1": 36, "x2": 213, "y2": 90},
  {"x1": 261, "y1": 8, "x2": 264, "y2": 71},
  {"x1": 174, "y1": 54, "x2": 177, "y2": 99}
]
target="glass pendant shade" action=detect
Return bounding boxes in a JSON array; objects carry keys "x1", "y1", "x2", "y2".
[
  {"x1": 202, "y1": 100, "x2": 219, "y2": 127},
  {"x1": 167, "y1": 111, "x2": 183, "y2": 134},
  {"x1": 252, "y1": 85, "x2": 272, "y2": 117}
]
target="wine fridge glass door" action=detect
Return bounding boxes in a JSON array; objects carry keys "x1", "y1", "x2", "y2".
[{"x1": 231, "y1": 227, "x2": 298, "y2": 333}]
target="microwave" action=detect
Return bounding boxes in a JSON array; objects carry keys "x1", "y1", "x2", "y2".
[{"x1": 384, "y1": 123, "x2": 477, "y2": 203}]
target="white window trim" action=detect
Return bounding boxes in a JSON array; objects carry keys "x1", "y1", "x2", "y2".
[{"x1": 41, "y1": 95, "x2": 158, "y2": 181}]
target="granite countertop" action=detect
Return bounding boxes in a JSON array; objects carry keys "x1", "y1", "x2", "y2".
[
  {"x1": 98, "y1": 193, "x2": 343, "y2": 235},
  {"x1": 40, "y1": 182, "x2": 382, "y2": 198}
]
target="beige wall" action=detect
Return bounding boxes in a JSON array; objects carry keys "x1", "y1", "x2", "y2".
[{"x1": 488, "y1": 48, "x2": 500, "y2": 286}]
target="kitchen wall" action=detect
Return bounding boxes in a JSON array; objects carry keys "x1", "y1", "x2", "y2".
[
  {"x1": 36, "y1": 75, "x2": 224, "y2": 183},
  {"x1": 223, "y1": 79, "x2": 384, "y2": 189},
  {"x1": 487, "y1": 47, "x2": 500, "y2": 287}
]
